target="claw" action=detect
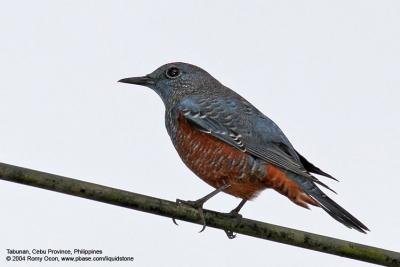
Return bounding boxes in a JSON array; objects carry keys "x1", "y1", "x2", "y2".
[
  {"x1": 176, "y1": 199, "x2": 207, "y2": 233},
  {"x1": 197, "y1": 207, "x2": 207, "y2": 233},
  {"x1": 222, "y1": 212, "x2": 242, "y2": 239},
  {"x1": 222, "y1": 212, "x2": 243, "y2": 239},
  {"x1": 174, "y1": 184, "x2": 231, "y2": 235},
  {"x1": 176, "y1": 198, "x2": 207, "y2": 233},
  {"x1": 224, "y1": 230, "x2": 237, "y2": 239},
  {"x1": 222, "y1": 200, "x2": 246, "y2": 239},
  {"x1": 172, "y1": 199, "x2": 184, "y2": 226}
]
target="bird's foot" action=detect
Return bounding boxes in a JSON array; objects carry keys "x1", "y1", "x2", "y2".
[
  {"x1": 224, "y1": 230, "x2": 237, "y2": 239},
  {"x1": 176, "y1": 199, "x2": 204, "y2": 209},
  {"x1": 172, "y1": 184, "x2": 231, "y2": 233},
  {"x1": 174, "y1": 198, "x2": 207, "y2": 233},
  {"x1": 223, "y1": 210, "x2": 243, "y2": 219},
  {"x1": 222, "y1": 209, "x2": 243, "y2": 239},
  {"x1": 172, "y1": 217, "x2": 179, "y2": 226}
]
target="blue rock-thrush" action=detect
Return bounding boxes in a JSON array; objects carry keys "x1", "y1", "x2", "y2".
[{"x1": 119, "y1": 62, "x2": 369, "y2": 236}]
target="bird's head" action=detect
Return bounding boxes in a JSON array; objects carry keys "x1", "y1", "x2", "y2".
[{"x1": 119, "y1": 62, "x2": 220, "y2": 106}]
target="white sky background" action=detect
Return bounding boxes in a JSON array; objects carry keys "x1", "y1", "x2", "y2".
[{"x1": 1, "y1": 1, "x2": 399, "y2": 266}]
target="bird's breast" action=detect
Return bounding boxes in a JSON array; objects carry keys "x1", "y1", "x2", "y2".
[{"x1": 173, "y1": 113, "x2": 267, "y2": 199}]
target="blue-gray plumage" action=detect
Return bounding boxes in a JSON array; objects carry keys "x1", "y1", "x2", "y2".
[{"x1": 119, "y1": 62, "x2": 369, "y2": 234}]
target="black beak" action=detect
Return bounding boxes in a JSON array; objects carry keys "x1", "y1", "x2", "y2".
[{"x1": 118, "y1": 75, "x2": 155, "y2": 86}]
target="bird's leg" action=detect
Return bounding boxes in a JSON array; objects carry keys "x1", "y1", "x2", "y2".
[
  {"x1": 177, "y1": 183, "x2": 231, "y2": 208},
  {"x1": 228, "y1": 199, "x2": 247, "y2": 216},
  {"x1": 224, "y1": 199, "x2": 247, "y2": 239},
  {"x1": 174, "y1": 183, "x2": 231, "y2": 232}
]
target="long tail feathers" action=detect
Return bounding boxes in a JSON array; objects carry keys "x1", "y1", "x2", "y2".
[{"x1": 293, "y1": 174, "x2": 369, "y2": 233}]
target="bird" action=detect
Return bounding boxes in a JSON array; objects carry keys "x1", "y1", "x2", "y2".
[{"x1": 119, "y1": 62, "x2": 369, "y2": 237}]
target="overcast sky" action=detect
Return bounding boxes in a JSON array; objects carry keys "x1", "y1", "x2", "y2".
[{"x1": 1, "y1": 1, "x2": 399, "y2": 266}]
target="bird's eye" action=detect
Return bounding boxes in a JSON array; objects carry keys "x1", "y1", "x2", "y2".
[{"x1": 165, "y1": 67, "x2": 181, "y2": 79}]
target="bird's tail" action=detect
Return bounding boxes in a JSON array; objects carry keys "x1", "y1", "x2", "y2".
[{"x1": 289, "y1": 173, "x2": 370, "y2": 233}]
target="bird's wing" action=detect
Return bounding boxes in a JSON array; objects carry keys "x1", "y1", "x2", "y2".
[
  {"x1": 176, "y1": 97, "x2": 312, "y2": 179},
  {"x1": 180, "y1": 107, "x2": 247, "y2": 151},
  {"x1": 176, "y1": 96, "x2": 337, "y2": 192},
  {"x1": 294, "y1": 150, "x2": 337, "y2": 180}
]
